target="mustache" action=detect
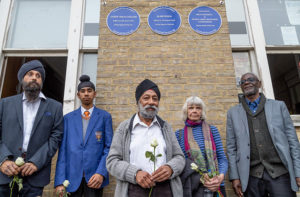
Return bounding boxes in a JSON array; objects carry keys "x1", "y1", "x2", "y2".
[
  {"x1": 22, "y1": 81, "x2": 42, "y2": 97},
  {"x1": 138, "y1": 103, "x2": 159, "y2": 119},
  {"x1": 144, "y1": 105, "x2": 158, "y2": 110},
  {"x1": 24, "y1": 81, "x2": 41, "y2": 89}
]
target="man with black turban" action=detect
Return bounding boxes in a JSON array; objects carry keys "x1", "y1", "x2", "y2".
[
  {"x1": 0, "y1": 60, "x2": 63, "y2": 196},
  {"x1": 55, "y1": 75, "x2": 113, "y2": 197},
  {"x1": 107, "y1": 79, "x2": 185, "y2": 197}
]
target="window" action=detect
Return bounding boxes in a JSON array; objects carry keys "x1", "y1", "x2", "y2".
[
  {"x1": 73, "y1": 0, "x2": 100, "y2": 108},
  {"x1": 6, "y1": 0, "x2": 71, "y2": 48},
  {"x1": 225, "y1": 0, "x2": 250, "y2": 46},
  {"x1": 83, "y1": 0, "x2": 100, "y2": 48},
  {"x1": 0, "y1": 57, "x2": 67, "y2": 103},
  {"x1": 82, "y1": 53, "x2": 97, "y2": 84},
  {"x1": 258, "y1": 0, "x2": 300, "y2": 46},
  {"x1": 268, "y1": 54, "x2": 300, "y2": 114},
  {"x1": 232, "y1": 52, "x2": 252, "y2": 86},
  {"x1": 0, "y1": 0, "x2": 92, "y2": 114}
]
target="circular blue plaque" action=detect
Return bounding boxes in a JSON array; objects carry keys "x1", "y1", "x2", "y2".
[
  {"x1": 189, "y1": 6, "x2": 222, "y2": 35},
  {"x1": 148, "y1": 6, "x2": 181, "y2": 35},
  {"x1": 107, "y1": 7, "x2": 140, "y2": 35}
]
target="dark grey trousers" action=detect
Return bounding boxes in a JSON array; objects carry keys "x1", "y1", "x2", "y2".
[
  {"x1": 70, "y1": 178, "x2": 103, "y2": 197},
  {"x1": 245, "y1": 170, "x2": 296, "y2": 197},
  {"x1": 128, "y1": 180, "x2": 173, "y2": 197},
  {"x1": 0, "y1": 180, "x2": 43, "y2": 197}
]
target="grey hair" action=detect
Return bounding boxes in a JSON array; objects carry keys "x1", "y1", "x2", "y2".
[
  {"x1": 241, "y1": 72, "x2": 260, "y2": 81},
  {"x1": 181, "y1": 96, "x2": 206, "y2": 121}
]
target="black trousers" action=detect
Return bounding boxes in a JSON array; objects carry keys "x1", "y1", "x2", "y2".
[
  {"x1": 245, "y1": 170, "x2": 296, "y2": 197},
  {"x1": 128, "y1": 180, "x2": 173, "y2": 197},
  {"x1": 70, "y1": 178, "x2": 103, "y2": 197},
  {"x1": 0, "y1": 179, "x2": 43, "y2": 197},
  {"x1": 219, "y1": 186, "x2": 227, "y2": 197},
  {"x1": 196, "y1": 185, "x2": 227, "y2": 197}
]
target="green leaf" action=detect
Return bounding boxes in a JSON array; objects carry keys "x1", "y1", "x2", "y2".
[
  {"x1": 156, "y1": 154, "x2": 162, "y2": 157},
  {"x1": 200, "y1": 176, "x2": 205, "y2": 184},
  {"x1": 212, "y1": 171, "x2": 217, "y2": 177},
  {"x1": 18, "y1": 183, "x2": 23, "y2": 191},
  {"x1": 150, "y1": 155, "x2": 155, "y2": 162},
  {"x1": 145, "y1": 151, "x2": 153, "y2": 158}
]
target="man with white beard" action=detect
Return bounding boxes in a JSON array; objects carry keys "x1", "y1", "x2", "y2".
[{"x1": 107, "y1": 79, "x2": 185, "y2": 197}]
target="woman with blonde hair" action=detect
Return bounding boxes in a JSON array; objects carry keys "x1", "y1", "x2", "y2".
[{"x1": 175, "y1": 96, "x2": 228, "y2": 197}]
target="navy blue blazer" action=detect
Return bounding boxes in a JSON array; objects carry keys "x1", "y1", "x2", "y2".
[
  {"x1": 54, "y1": 107, "x2": 113, "y2": 192},
  {"x1": 0, "y1": 93, "x2": 64, "y2": 187}
]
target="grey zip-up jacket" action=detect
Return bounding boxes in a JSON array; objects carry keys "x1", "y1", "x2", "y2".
[{"x1": 106, "y1": 114, "x2": 185, "y2": 197}]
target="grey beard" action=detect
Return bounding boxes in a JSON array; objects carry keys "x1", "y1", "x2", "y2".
[
  {"x1": 138, "y1": 103, "x2": 159, "y2": 119},
  {"x1": 22, "y1": 81, "x2": 42, "y2": 101},
  {"x1": 244, "y1": 87, "x2": 259, "y2": 97}
]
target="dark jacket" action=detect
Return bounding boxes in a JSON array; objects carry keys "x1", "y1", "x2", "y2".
[{"x1": 0, "y1": 93, "x2": 63, "y2": 187}]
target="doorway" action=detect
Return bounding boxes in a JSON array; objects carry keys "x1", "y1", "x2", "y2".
[
  {"x1": 268, "y1": 54, "x2": 300, "y2": 114},
  {"x1": 0, "y1": 57, "x2": 67, "y2": 103}
]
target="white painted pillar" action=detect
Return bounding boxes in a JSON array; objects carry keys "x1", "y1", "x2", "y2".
[
  {"x1": 63, "y1": 0, "x2": 84, "y2": 114},
  {"x1": 245, "y1": 0, "x2": 275, "y2": 99}
]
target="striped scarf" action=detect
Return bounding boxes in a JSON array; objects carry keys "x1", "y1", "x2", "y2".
[{"x1": 184, "y1": 119, "x2": 223, "y2": 197}]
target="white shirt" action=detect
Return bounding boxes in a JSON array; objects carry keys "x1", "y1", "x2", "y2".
[
  {"x1": 130, "y1": 114, "x2": 167, "y2": 174},
  {"x1": 22, "y1": 92, "x2": 46, "y2": 152},
  {"x1": 80, "y1": 106, "x2": 94, "y2": 117}
]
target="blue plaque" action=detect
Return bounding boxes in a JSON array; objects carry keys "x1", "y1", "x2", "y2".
[
  {"x1": 107, "y1": 7, "x2": 140, "y2": 35},
  {"x1": 189, "y1": 6, "x2": 222, "y2": 35},
  {"x1": 148, "y1": 6, "x2": 181, "y2": 35}
]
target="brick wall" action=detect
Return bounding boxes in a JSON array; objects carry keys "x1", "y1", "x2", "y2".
[
  {"x1": 97, "y1": 0, "x2": 237, "y2": 196},
  {"x1": 42, "y1": 154, "x2": 57, "y2": 197},
  {"x1": 23, "y1": 1, "x2": 300, "y2": 196}
]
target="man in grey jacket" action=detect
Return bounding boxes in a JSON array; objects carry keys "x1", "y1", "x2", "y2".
[
  {"x1": 226, "y1": 72, "x2": 300, "y2": 197},
  {"x1": 106, "y1": 79, "x2": 185, "y2": 197}
]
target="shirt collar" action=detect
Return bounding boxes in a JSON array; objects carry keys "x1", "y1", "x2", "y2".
[
  {"x1": 81, "y1": 106, "x2": 94, "y2": 116},
  {"x1": 22, "y1": 92, "x2": 46, "y2": 102},
  {"x1": 245, "y1": 96, "x2": 261, "y2": 106},
  {"x1": 133, "y1": 113, "x2": 161, "y2": 129}
]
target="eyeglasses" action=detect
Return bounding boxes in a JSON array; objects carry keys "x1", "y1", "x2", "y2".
[{"x1": 239, "y1": 77, "x2": 257, "y2": 85}]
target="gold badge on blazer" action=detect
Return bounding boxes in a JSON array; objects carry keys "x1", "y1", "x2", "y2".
[{"x1": 95, "y1": 131, "x2": 102, "y2": 141}]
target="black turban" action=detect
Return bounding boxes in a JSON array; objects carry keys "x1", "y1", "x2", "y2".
[
  {"x1": 135, "y1": 79, "x2": 160, "y2": 103},
  {"x1": 17, "y1": 60, "x2": 45, "y2": 82}
]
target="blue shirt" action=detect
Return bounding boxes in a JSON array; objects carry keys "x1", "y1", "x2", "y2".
[
  {"x1": 175, "y1": 124, "x2": 228, "y2": 186},
  {"x1": 245, "y1": 96, "x2": 261, "y2": 114}
]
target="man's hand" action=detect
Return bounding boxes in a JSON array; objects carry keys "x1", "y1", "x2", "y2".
[
  {"x1": 87, "y1": 173, "x2": 103, "y2": 189},
  {"x1": 136, "y1": 170, "x2": 155, "y2": 188},
  {"x1": 296, "y1": 177, "x2": 300, "y2": 187},
  {"x1": 55, "y1": 185, "x2": 65, "y2": 197},
  {"x1": 232, "y1": 179, "x2": 243, "y2": 197},
  {"x1": 151, "y1": 165, "x2": 173, "y2": 182},
  {"x1": 0, "y1": 160, "x2": 19, "y2": 176},
  {"x1": 204, "y1": 174, "x2": 224, "y2": 192},
  {"x1": 20, "y1": 162, "x2": 38, "y2": 176}
]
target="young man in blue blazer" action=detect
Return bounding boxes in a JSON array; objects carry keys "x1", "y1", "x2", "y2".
[{"x1": 55, "y1": 75, "x2": 113, "y2": 197}]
